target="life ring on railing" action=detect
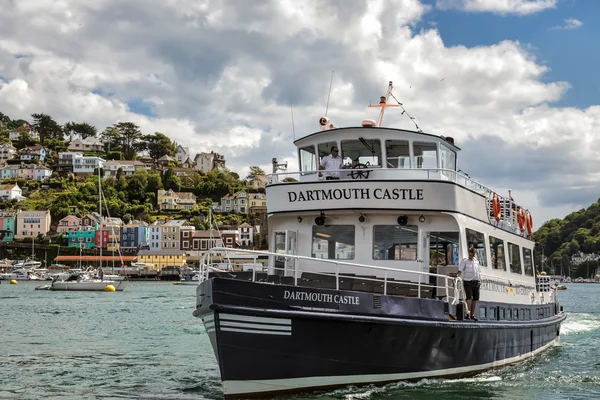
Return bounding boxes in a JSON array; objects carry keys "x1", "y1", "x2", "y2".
[
  {"x1": 517, "y1": 208, "x2": 526, "y2": 232},
  {"x1": 492, "y1": 194, "x2": 501, "y2": 222},
  {"x1": 526, "y1": 211, "x2": 534, "y2": 235}
]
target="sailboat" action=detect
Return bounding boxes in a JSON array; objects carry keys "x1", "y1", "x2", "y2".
[
  {"x1": 13, "y1": 237, "x2": 42, "y2": 269},
  {"x1": 39, "y1": 163, "x2": 128, "y2": 291}
]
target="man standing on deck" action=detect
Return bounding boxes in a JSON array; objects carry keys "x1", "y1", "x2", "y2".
[
  {"x1": 319, "y1": 146, "x2": 343, "y2": 180},
  {"x1": 459, "y1": 247, "x2": 480, "y2": 320}
]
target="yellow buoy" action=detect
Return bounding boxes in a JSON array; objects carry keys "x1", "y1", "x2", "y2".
[
  {"x1": 173, "y1": 281, "x2": 181, "y2": 285},
  {"x1": 104, "y1": 284, "x2": 116, "y2": 292},
  {"x1": 10, "y1": 279, "x2": 18, "y2": 284}
]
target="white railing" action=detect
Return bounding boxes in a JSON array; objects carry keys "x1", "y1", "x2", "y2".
[
  {"x1": 268, "y1": 167, "x2": 490, "y2": 195},
  {"x1": 199, "y1": 247, "x2": 467, "y2": 307}
]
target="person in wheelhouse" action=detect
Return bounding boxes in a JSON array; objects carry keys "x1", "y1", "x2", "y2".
[{"x1": 319, "y1": 146, "x2": 344, "y2": 180}]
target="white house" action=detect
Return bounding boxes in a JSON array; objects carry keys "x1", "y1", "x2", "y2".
[
  {"x1": 0, "y1": 144, "x2": 17, "y2": 163},
  {"x1": 194, "y1": 151, "x2": 226, "y2": 173},
  {"x1": 68, "y1": 137, "x2": 104, "y2": 152},
  {"x1": 0, "y1": 184, "x2": 22, "y2": 201},
  {"x1": 176, "y1": 145, "x2": 190, "y2": 164},
  {"x1": 73, "y1": 155, "x2": 105, "y2": 176},
  {"x1": 149, "y1": 220, "x2": 164, "y2": 250}
]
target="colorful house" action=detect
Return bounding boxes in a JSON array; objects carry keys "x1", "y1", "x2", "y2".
[
  {"x1": 120, "y1": 222, "x2": 149, "y2": 252},
  {"x1": 0, "y1": 165, "x2": 19, "y2": 179},
  {"x1": 57, "y1": 215, "x2": 81, "y2": 233},
  {"x1": 14, "y1": 210, "x2": 51, "y2": 239},
  {"x1": 19, "y1": 145, "x2": 48, "y2": 162},
  {"x1": 67, "y1": 228, "x2": 96, "y2": 249},
  {"x1": 0, "y1": 210, "x2": 18, "y2": 242},
  {"x1": 157, "y1": 189, "x2": 197, "y2": 210},
  {"x1": 135, "y1": 250, "x2": 186, "y2": 270}
]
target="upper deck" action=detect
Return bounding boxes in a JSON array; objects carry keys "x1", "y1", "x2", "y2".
[{"x1": 268, "y1": 124, "x2": 533, "y2": 240}]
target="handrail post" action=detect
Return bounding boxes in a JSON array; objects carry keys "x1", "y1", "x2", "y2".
[
  {"x1": 335, "y1": 263, "x2": 339, "y2": 290},
  {"x1": 252, "y1": 267, "x2": 256, "y2": 282},
  {"x1": 418, "y1": 274, "x2": 421, "y2": 298},
  {"x1": 384, "y1": 270, "x2": 388, "y2": 295}
]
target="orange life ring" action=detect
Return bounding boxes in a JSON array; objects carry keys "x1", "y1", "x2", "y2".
[
  {"x1": 517, "y1": 208, "x2": 525, "y2": 231},
  {"x1": 526, "y1": 211, "x2": 533, "y2": 235},
  {"x1": 492, "y1": 194, "x2": 501, "y2": 222}
]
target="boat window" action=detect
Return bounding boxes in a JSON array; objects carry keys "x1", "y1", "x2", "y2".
[
  {"x1": 372, "y1": 225, "x2": 418, "y2": 260},
  {"x1": 514, "y1": 308, "x2": 519, "y2": 320},
  {"x1": 318, "y1": 141, "x2": 338, "y2": 162},
  {"x1": 341, "y1": 139, "x2": 382, "y2": 167},
  {"x1": 428, "y1": 231, "x2": 460, "y2": 267},
  {"x1": 312, "y1": 225, "x2": 355, "y2": 260},
  {"x1": 479, "y1": 306, "x2": 487, "y2": 320},
  {"x1": 508, "y1": 242, "x2": 522, "y2": 274},
  {"x1": 413, "y1": 142, "x2": 437, "y2": 169},
  {"x1": 440, "y1": 144, "x2": 456, "y2": 177},
  {"x1": 466, "y1": 228, "x2": 487, "y2": 267},
  {"x1": 274, "y1": 232, "x2": 286, "y2": 254},
  {"x1": 507, "y1": 308, "x2": 512, "y2": 320},
  {"x1": 299, "y1": 145, "x2": 317, "y2": 173},
  {"x1": 385, "y1": 140, "x2": 410, "y2": 168},
  {"x1": 489, "y1": 307, "x2": 496, "y2": 320},
  {"x1": 500, "y1": 308, "x2": 506, "y2": 320},
  {"x1": 489, "y1": 236, "x2": 506, "y2": 271},
  {"x1": 522, "y1": 247, "x2": 534, "y2": 276}
]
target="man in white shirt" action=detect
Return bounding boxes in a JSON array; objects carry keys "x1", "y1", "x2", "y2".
[
  {"x1": 319, "y1": 146, "x2": 343, "y2": 179},
  {"x1": 458, "y1": 247, "x2": 481, "y2": 320}
]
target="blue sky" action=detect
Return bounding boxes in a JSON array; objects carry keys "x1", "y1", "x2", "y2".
[{"x1": 422, "y1": 0, "x2": 597, "y2": 108}]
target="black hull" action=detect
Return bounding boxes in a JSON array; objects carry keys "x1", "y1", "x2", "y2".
[{"x1": 195, "y1": 278, "x2": 566, "y2": 399}]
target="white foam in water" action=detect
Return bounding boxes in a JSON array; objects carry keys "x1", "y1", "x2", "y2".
[{"x1": 561, "y1": 313, "x2": 600, "y2": 335}]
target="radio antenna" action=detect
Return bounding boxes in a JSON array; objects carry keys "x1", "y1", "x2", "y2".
[
  {"x1": 290, "y1": 97, "x2": 296, "y2": 141},
  {"x1": 325, "y1": 70, "x2": 334, "y2": 117}
]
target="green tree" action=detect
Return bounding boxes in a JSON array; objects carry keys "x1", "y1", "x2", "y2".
[
  {"x1": 247, "y1": 166, "x2": 266, "y2": 180},
  {"x1": 146, "y1": 171, "x2": 164, "y2": 194},
  {"x1": 101, "y1": 127, "x2": 122, "y2": 153},
  {"x1": 63, "y1": 122, "x2": 97, "y2": 141},
  {"x1": 162, "y1": 168, "x2": 181, "y2": 191},
  {"x1": 112, "y1": 122, "x2": 143, "y2": 160},
  {"x1": 31, "y1": 113, "x2": 63, "y2": 144},
  {"x1": 145, "y1": 132, "x2": 177, "y2": 166}
]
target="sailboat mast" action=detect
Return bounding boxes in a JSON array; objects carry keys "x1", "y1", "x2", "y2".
[{"x1": 98, "y1": 163, "x2": 102, "y2": 273}]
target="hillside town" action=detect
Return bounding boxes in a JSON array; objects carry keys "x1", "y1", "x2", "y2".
[{"x1": 0, "y1": 114, "x2": 271, "y2": 272}]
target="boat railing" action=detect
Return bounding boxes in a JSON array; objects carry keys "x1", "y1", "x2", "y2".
[
  {"x1": 199, "y1": 247, "x2": 467, "y2": 306},
  {"x1": 267, "y1": 167, "x2": 490, "y2": 195}
]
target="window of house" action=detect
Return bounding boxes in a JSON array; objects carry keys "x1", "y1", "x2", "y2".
[
  {"x1": 466, "y1": 228, "x2": 487, "y2": 267},
  {"x1": 489, "y1": 236, "x2": 506, "y2": 271},
  {"x1": 299, "y1": 145, "x2": 317, "y2": 173},
  {"x1": 523, "y1": 247, "x2": 534, "y2": 276},
  {"x1": 312, "y1": 225, "x2": 355, "y2": 260},
  {"x1": 201, "y1": 240, "x2": 207, "y2": 250},
  {"x1": 341, "y1": 139, "x2": 382, "y2": 167},
  {"x1": 183, "y1": 231, "x2": 189, "y2": 238},
  {"x1": 372, "y1": 225, "x2": 418, "y2": 260},
  {"x1": 226, "y1": 238, "x2": 233, "y2": 244},
  {"x1": 508, "y1": 242, "x2": 522, "y2": 274},
  {"x1": 385, "y1": 140, "x2": 410, "y2": 168},
  {"x1": 413, "y1": 142, "x2": 437, "y2": 169}
]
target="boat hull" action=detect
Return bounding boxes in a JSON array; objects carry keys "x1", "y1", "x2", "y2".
[
  {"x1": 196, "y1": 278, "x2": 565, "y2": 399},
  {"x1": 49, "y1": 280, "x2": 129, "y2": 291}
]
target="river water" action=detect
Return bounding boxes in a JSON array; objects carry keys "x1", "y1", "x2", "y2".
[{"x1": 1, "y1": 281, "x2": 599, "y2": 400}]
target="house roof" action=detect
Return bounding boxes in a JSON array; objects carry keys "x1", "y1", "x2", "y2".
[
  {"x1": 59, "y1": 215, "x2": 80, "y2": 221},
  {"x1": 163, "y1": 219, "x2": 188, "y2": 227},
  {"x1": 0, "y1": 184, "x2": 18, "y2": 190},
  {"x1": 158, "y1": 155, "x2": 175, "y2": 161}
]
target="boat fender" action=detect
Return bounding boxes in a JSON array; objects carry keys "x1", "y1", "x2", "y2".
[{"x1": 104, "y1": 285, "x2": 116, "y2": 292}]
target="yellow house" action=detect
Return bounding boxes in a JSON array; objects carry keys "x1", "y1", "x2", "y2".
[
  {"x1": 157, "y1": 189, "x2": 197, "y2": 210},
  {"x1": 136, "y1": 249, "x2": 186, "y2": 270},
  {"x1": 249, "y1": 193, "x2": 267, "y2": 214}
]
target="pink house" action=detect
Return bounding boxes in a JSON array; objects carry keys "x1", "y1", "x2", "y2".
[{"x1": 57, "y1": 215, "x2": 81, "y2": 233}]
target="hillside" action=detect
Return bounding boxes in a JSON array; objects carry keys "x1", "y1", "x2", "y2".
[{"x1": 534, "y1": 200, "x2": 600, "y2": 278}]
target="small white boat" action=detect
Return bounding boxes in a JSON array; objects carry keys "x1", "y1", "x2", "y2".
[
  {"x1": 41, "y1": 271, "x2": 128, "y2": 291},
  {"x1": 0, "y1": 268, "x2": 44, "y2": 281}
]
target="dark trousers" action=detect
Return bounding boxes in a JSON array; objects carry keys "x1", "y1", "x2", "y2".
[{"x1": 325, "y1": 177, "x2": 340, "y2": 180}]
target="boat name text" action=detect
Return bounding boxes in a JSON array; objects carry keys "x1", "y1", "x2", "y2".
[
  {"x1": 287, "y1": 188, "x2": 424, "y2": 203},
  {"x1": 283, "y1": 290, "x2": 360, "y2": 305}
]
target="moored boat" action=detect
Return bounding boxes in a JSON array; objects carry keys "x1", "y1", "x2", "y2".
[{"x1": 193, "y1": 82, "x2": 566, "y2": 399}]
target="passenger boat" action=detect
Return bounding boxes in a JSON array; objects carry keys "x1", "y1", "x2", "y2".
[{"x1": 193, "y1": 82, "x2": 566, "y2": 399}]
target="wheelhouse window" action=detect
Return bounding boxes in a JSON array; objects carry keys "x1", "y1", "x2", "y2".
[
  {"x1": 489, "y1": 236, "x2": 506, "y2": 271},
  {"x1": 341, "y1": 139, "x2": 382, "y2": 167},
  {"x1": 385, "y1": 140, "x2": 410, "y2": 168},
  {"x1": 466, "y1": 228, "x2": 487, "y2": 267},
  {"x1": 312, "y1": 225, "x2": 355, "y2": 260},
  {"x1": 440, "y1": 144, "x2": 456, "y2": 178},
  {"x1": 523, "y1": 247, "x2": 534, "y2": 276},
  {"x1": 413, "y1": 142, "x2": 437, "y2": 169},
  {"x1": 508, "y1": 242, "x2": 522, "y2": 274},
  {"x1": 373, "y1": 225, "x2": 418, "y2": 261},
  {"x1": 428, "y1": 231, "x2": 460, "y2": 267},
  {"x1": 299, "y1": 145, "x2": 317, "y2": 173},
  {"x1": 318, "y1": 141, "x2": 338, "y2": 163}
]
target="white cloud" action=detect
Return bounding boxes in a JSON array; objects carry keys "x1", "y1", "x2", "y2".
[
  {"x1": 436, "y1": 0, "x2": 557, "y2": 15},
  {"x1": 551, "y1": 18, "x2": 583, "y2": 30},
  {"x1": 0, "y1": 0, "x2": 597, "y2": 227}
]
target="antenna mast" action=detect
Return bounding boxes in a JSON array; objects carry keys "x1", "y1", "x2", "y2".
[
  {"x1": 325, "y1": 70, "x2": 334, "y2": 117},
  {"x1": 368, "y1": 81, "x2": 398, "y2": 127},
  {"x1": 290, "y1": 97, "x2": 296, "y2": 141}
]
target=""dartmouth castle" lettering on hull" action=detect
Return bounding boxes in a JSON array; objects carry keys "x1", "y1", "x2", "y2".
[{"x1": 287, "y1": 188, "x2": 424, "y2": 203}]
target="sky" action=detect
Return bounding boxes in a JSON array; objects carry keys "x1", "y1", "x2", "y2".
[{"x1": 0, "y1": 0, "x2": 598, "y2": 228}]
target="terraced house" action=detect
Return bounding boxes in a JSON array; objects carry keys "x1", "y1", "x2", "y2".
[{"x1": 157, "y1": 189, "x2": 197, "y2": 210}]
